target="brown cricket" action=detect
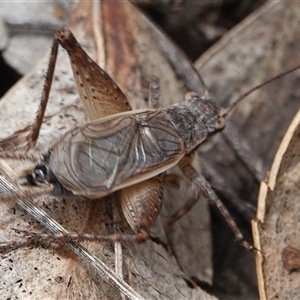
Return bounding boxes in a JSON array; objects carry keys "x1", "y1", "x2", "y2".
[{"x1": 0, "y1": 28, "x2": 299, "y2": 250}]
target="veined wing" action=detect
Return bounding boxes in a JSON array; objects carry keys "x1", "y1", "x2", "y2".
[
  {"x1": 49, "y1": 110, "x2": 185, "y2": 198},
  {"x1": 59, "y1": 28, "x2": 131, "y2": 120}
]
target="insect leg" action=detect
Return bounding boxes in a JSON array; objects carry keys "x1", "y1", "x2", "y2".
[
  {"x1": 0, "y1": 150, "x2": 41, "y2": 162},
  {"x1": 26, "y1": 33, "x2": 60, "y2": 150},
  {"x1": 0, "y1": 126, "x2": 32, "y2": 151},
  {"x1": 0, "y1": 178, "x2": 163, "y2": 252},
  {"x1": 0, "y1": 229, "x2": 149, "y2": 254},
  {"x1": 178, "y1": 155, "x2": 254, "y2": 251},
  {"x1": 164, "y1": 179, "x2": 201, "y2": 234},
  {"x1": 0, "y1": 36, "x2": 59, "y2": 151},
  {"x1": 120, "y1": 177, "x2": 163, "y2": 240}
]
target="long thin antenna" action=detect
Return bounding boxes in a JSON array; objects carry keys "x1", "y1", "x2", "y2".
[{"x1": 220, "y1": 65, "x2": 300, "y2": 118}]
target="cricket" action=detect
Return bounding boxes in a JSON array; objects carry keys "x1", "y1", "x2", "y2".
[{"x1": 0, "y1": 27, "x2": 299, "y2": 254}]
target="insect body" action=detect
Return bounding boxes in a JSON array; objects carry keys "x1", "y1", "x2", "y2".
[
  {"x1": 2, "y1": 28, "x2": 296, "y2": 249},
  {"x1": 34, "y1": 96, "x2": 223, "y2": 199}
]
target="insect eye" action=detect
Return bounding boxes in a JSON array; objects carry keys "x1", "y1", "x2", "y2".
[
  {"x1": 33, "y1": 165, "x2": 48, "y2": 183},
  {"x1": 215, "y1": 116, "x2": 226, "y2": 130}
]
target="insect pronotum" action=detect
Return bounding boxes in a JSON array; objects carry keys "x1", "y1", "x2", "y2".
[{"x1": 0, "y1": 28, "x2": 299, "y2": 253}]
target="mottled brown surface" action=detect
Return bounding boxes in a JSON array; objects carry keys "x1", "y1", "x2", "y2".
[{"x1": 254, "y1": 108, "x2": 300, "y2": 299}]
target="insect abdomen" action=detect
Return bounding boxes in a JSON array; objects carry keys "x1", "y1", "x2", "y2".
[{"x1": 48, "y1": 110, "x2": 186, "y2": 198}]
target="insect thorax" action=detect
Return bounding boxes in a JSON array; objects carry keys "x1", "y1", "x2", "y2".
[{"x1": 165, "y1": 96, "x2": 221, "y2": 153}]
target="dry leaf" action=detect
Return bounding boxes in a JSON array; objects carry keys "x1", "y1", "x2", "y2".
[
  {"x1": 193, "y1": 2, "x2": 300, "y2": 298},
  {"x1": 253, "y1": 107, "x2": 300, "y2": 299}
]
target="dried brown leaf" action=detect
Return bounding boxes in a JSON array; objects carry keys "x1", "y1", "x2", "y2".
[
  {"x1": 193, "y1": 2, "x2": 300, "y2": 297},
  {"x1": 253, "y1": 106, "x2": 300, "y2": 299}
]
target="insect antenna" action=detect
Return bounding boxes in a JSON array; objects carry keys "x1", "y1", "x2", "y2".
[{"x1": 220, "y1": 65, "x2": 300, "y2": 118}]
